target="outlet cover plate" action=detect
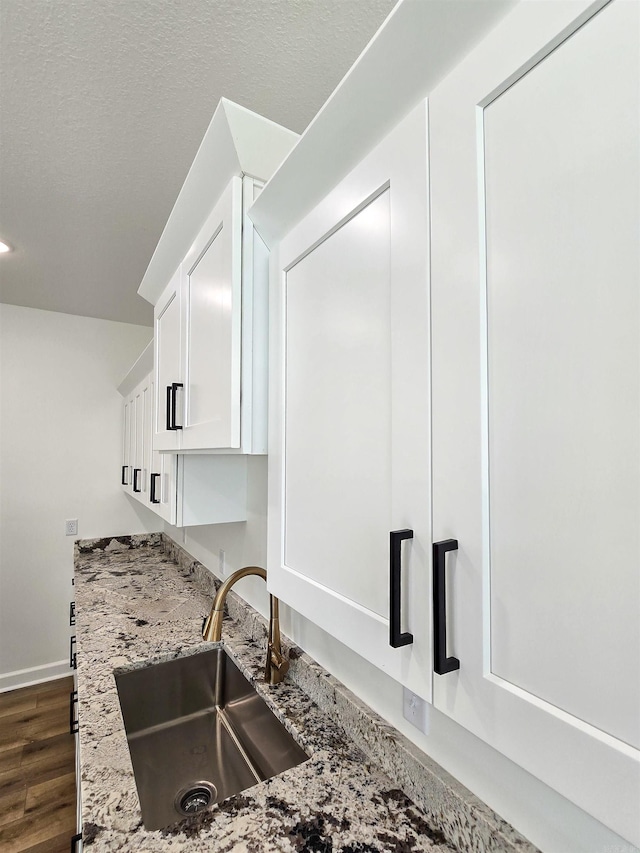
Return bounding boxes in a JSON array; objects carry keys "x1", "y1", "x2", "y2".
[
  {"x1": 402, "y1": 687, "x2": 430, "y2": 734},
  {"x1": 65, "y1": 519, "x2": 78, "y2": 536}
]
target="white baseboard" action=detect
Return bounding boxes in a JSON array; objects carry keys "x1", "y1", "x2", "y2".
[{"x1": 0, "y1": 659, "x2": 71, "y2": 693}]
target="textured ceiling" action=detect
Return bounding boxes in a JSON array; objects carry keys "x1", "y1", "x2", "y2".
[{"x1": 0, "y1": 0, "x2": 397, "y2": 326}]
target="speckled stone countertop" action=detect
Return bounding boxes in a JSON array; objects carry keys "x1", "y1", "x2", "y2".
[{"x1": 74, "y1": 535, "x2": 538, "y2": 853}]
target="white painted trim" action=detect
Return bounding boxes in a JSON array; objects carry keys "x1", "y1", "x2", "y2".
[
  {"x1": 249, "y1": 0, "x2": 517, "y2": 247},
  {"x1": 138, "y1": 99, "x2": 298, "y2": 306},
  {"x1": 117, "y1": 340, "x2": 153, "y2": 397},
  {"x1": 0, "y1": 659, "x2": 71, "y2": 693}
]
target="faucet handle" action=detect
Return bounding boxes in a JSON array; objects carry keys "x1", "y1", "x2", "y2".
[{"x1": 266, "y1": 641, "x2": 289, "y2": 684}]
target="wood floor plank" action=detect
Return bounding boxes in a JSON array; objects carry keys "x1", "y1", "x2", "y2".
[
  {"x1": 0, "y1": 677, "x2": 72, "y2": 708},
  {"x1": 21, "y1": 732, "x2": 74, "y2": 768},
  {"x1": 0, "y1": 805, "x2": 76, "y2": 853},
  {"x1": 0, "y1": 692, "x2": 38, "y2": 720},
  {"x1": 0, "y1": 703, "x2": 70, "y2": 750},
  {"x1": 23, "y1": 748, "x2": 76, "y2": 790},
  {"x1": 0, "y1": 773, "x2": 75, "y2": 853},
  {"x1": 33, "y1": 677, "x2": 73, "y2": 694},
  {"x1": 0, "y1": 765, "x2": 28, "y2": 798},
  {"x1": 24, "y1": 770, "x2": 76, "y2": 813},
  {"x1": 36, "y1": 688, "x2": 73, "y2": 711},
  {"x1": 0, "y1": 683, "x2": 44, "y2": 704},
  {"x1": 0, "y1": 745, "x2": 23, "y2": 773},
  {"x1": 22, "y1": 829, "x2": 76, "y2": 853},
  {"x1": 1, "y1": 742, "x2": 74, "y2": 797},
  {"x1": 0, "y1": 678, "x2": 76, "y2": 853},
  {"x1": 0, "y1": 726, "x2": 28, "y2": 753},
  {"x1": 0, "y1": 787, "x2": 26, "y2": 828}
]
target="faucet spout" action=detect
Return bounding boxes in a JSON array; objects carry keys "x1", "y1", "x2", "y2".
[{"x1": 202, "y1": 566, "x2": 289, "y2": 685}]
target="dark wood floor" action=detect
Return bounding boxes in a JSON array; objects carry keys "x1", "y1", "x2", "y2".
[{"x1": 0, "y1": 676, "x2": 77, "y2": 853}]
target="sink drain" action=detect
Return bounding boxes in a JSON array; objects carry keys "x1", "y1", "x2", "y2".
[{"x1": 174, "y1": 782, "x2": 217, "y2": 817}]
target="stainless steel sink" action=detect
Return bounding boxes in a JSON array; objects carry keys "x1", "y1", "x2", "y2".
[{"x1": 114, "y1": 647, "x2": 309, "y2": 830}]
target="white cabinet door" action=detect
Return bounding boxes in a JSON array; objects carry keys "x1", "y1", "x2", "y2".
[
  {"x1": 144, "y1": 373, "x2": 153, "y2": 507},
  {"x1": 150, "y1": 176, "x2": 267, "y2": 455},
  {"x1": 154, "y1": 267, "x2": 182, "y2": 451},
  {"x1": 129, "y1": 388, "x2": 141, "y2": 496},
  {"x1": 141, "y1": 376, "x2": 151, "y2": 501},
  {"x1": 149, "y1": 451, "x2": 177, "y2": 525},
  {"x1": 181, "y1": 177, "x2": 242, "y2": 450},
  {"x1": 121, "y1": 398, "x2": 131, "y2": 490},
  {"x1": 429, "y1": 0, "x2": 639, "y2": 843},
  {"x1": 269, "y1": 103, "x2": 432, "y2": 701},
  {"x1": 131, "y1": 375, "x2": 151, "y2": 503},
  {"x1": 148, "y1": 376, "x2": 177, "y2": 524}
]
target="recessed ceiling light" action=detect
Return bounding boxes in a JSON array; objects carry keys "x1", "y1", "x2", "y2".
[{"x1": 0, "y1": 240, "x2": 12, "y2": 253}]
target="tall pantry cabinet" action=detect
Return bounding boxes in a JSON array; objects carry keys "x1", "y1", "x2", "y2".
[{"x1": 250, "y1": 0, "x2": 639, "y2": 846}]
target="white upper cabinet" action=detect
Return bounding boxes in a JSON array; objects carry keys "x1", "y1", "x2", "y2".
[
  {"x1": 250, "y1": 0, "x2": 518, "y2": 720},
  {"x1": 429, "y1": 0, "x2": 639, "y2": 843},
  {"x1": 152, "y1": 179, "x2": 242, "y2": 454},
  {"x1": 266, "y1": 103, "x2": 433, "y2": 702},
  {"x1": 140, "y1": 99, "x2": 298, "y2": 454},
  {"x1": 119, "y1": 343, "x2": 248, "y2": 527},
  {"x1": 119, "y1": 342, "x2": 153, "y2": 503},
  {"x1": 251, "y1": 0, "x2": 639, "y2": 846}
]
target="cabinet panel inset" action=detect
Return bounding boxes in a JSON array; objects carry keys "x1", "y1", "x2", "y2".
[
  {"x1": 155, "y1": 274, "x2": 182, "y2": 450},
  {"x1": 181, "y1": 177, "x2": 241, "y2": 451},
  {"x1": 187, "y1": 226, "x2": 232, "y2": 433},
  {"x1": 483, "y1": 0, "x2": 640, "y2": 749},
  {"x1": 285, "y1": 191, "x2": 391, "y2": 617}
]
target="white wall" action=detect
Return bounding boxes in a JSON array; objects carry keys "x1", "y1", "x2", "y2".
[
  {"x1": 172, "y1": 488, "x2": 635, "y2": 853},
  {"x1": 0, "y1": 304, "x2": 161, "y2": 690}
]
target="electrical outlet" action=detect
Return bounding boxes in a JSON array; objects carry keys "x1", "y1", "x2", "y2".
[
  {"x1": 219, "y1": 549, "x2": 226, "y2": 575},
  {"x1": 65, "y1": 519, "x2": 78, "y2": 537},
  {"x1": 402, "y1": 687, "x2": 430, "y2": 734}
]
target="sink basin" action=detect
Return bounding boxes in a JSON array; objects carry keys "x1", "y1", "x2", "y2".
[{"x1": 114, "y1": 647, "x2": 309, "y2": 830}]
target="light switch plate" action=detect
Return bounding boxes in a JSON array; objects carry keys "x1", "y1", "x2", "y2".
[{"x1": 403, "y1": 687, "x2": 430, "y2": 734}]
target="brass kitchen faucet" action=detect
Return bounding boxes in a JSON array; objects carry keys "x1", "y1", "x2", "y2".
[{"x1": 202, "y1": 566, "x2": 289, "y2": 685}]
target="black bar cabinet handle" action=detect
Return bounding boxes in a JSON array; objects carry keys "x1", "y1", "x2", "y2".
[
  {"x1": 150, "y1": 473, "x2": 161, "y2": 504},
  {"x1": 171, "y1": 382, "x2": 183, "y2": 430},
  {"x1": 121, "y1": 464, "x2": 128, "y2": 485},
  {"x1": 69, "y1": 601, "x2": 76, "y2": 626},
  {"x1": 70, "y1": 635, "x2": 77, "y2": 670},
  {"x1": 166, "y1": 384, "x2": 173, "y2": 431},
  {"x1": 69, "y1": 690, "x2": 78, "y2": 734},
  {"x1": 71, "y1": 832, "x2": 82, "y2": 852},
  {"x1": 389, "y1": 529, "x2": 414, "y2": 648},
  {"x1": 433, "y1": 539, "x2": 460, "y2": 674},
  {"x1": 133, "y1": 468, "x2": 141, "y2": 493}
]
